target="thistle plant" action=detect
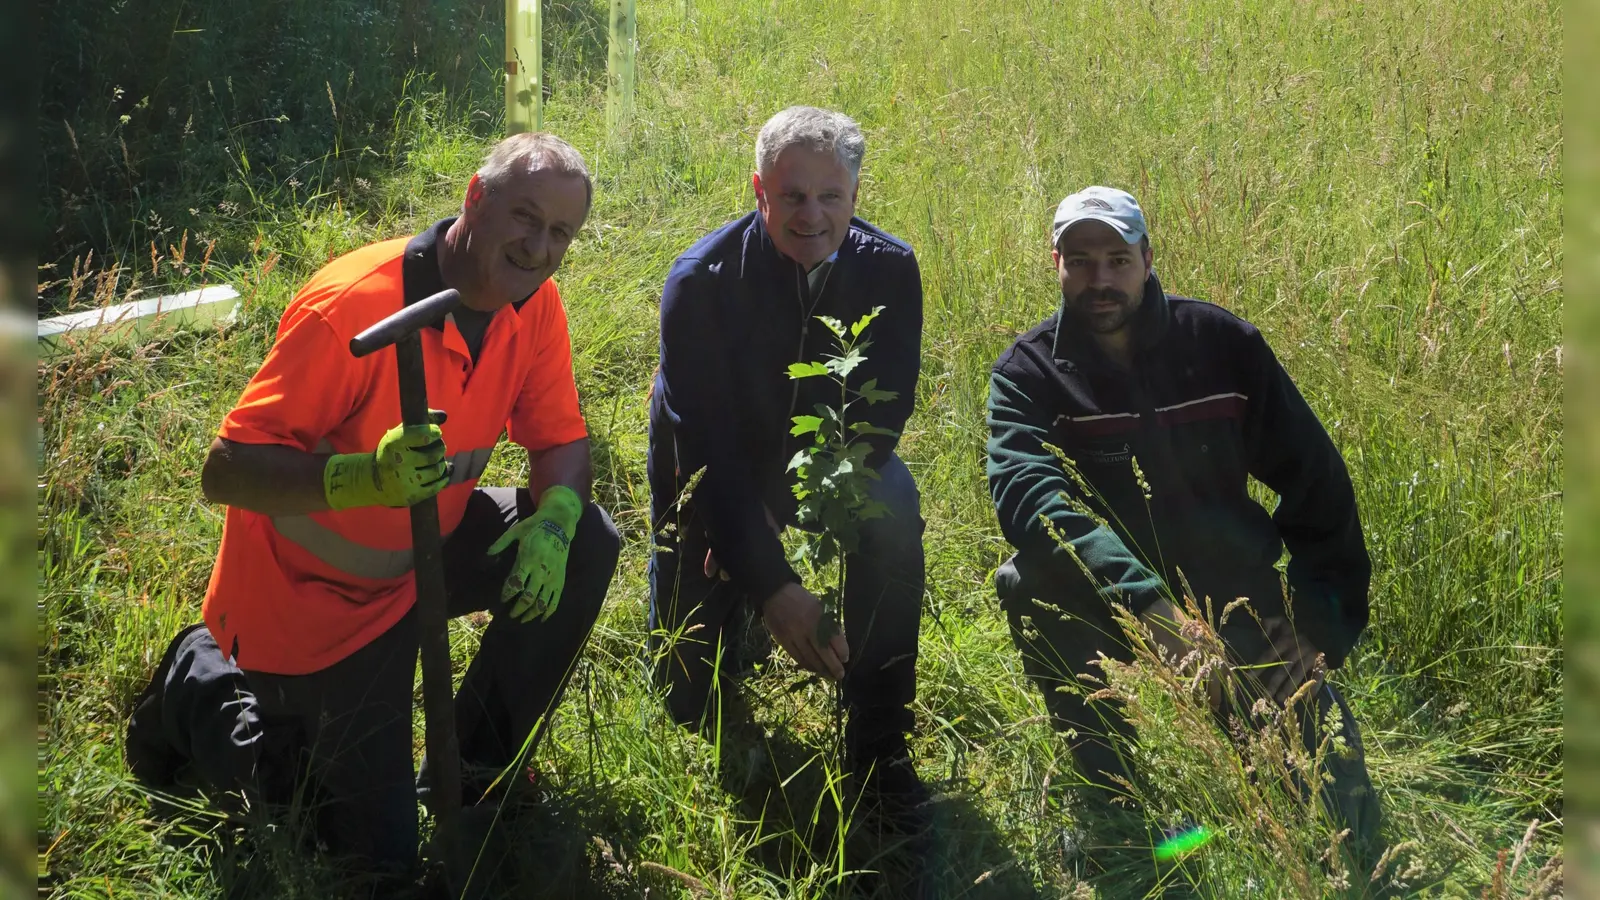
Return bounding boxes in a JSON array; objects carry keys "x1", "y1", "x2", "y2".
[{"x1": 785, "y1": 306, "x2": 899, "y2": 757}]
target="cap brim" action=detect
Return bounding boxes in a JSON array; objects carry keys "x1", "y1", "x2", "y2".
[{"x1": 1051, "y1": 215, "x2": 1144, "y2": 248}]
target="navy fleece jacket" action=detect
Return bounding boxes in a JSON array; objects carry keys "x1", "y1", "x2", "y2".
[{"x1": 648, "y1": 211, "x2": 923, "y2": 603}]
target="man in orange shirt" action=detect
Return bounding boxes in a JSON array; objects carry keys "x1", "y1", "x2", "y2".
[{"x1": 125, "y1": 132, "x2": 619, "y2": 880}]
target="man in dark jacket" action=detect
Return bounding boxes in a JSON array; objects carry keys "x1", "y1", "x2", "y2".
[
  {"x1": 647, "y1": 107, "x2": 927, "y2": 817},
  {"x1": 986, "y1": 186, "x2": 1381, "y2": 866}
]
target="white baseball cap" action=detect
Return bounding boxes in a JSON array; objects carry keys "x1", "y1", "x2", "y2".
[{"x1": 1051, "y1": 186, "x2": 1148, "y2": 248}]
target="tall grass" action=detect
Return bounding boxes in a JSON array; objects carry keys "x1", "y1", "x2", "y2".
[
  {"x1": 38, "y1": 0, "x2": 617, "y2": 310},
  {"x1": 38, "y1": 0, "x2": 1561, "y2": 896}
]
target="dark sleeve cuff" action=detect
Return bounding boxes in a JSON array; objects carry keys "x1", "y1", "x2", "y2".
[
  {"x1": 745, "y1": 555, "x2": 801, "y2": 610},
  {"x1": 709, "y1": 515, "x2": 798, "y2": 606},
  {"x1": 1019, "y1": 547, "x2": 1168, "y2": 617},
  {"x1": 694, "y1": 485, "x2": 800, "y2": 606},
  {"x1": 861, "y1": 435, "x2": 898, "y2": 473},
  {"x1": 1285, "y1": 581, "x2": 1362, "y2": 669}
]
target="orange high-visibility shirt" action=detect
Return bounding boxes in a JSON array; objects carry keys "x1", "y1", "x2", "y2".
[{"x1": 202, "y1": 218, "x2": 588, "y2": 675}]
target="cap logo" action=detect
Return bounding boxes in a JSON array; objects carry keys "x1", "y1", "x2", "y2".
[{"x1": 1080, "y1": 197, "x2": 1114, "y2": 211}]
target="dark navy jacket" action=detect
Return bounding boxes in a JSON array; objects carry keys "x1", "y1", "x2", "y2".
[
  {"x1": 986, "y1": 274, "x2": 1370, "y2": 667},
  {"x1": 649, "y1": 211, "x2": 923, "y2": 602}
]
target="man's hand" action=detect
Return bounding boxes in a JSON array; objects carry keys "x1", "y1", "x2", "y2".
[
  {"x1": 1255, "y1": 616, "x2": 1325, "y2": 706},
  {"x1": 762, "y1": 582, "x2": 849, "y2": 681},
  {"x1": 1138, "y1": 598, "x2": 1227, "y2": 709},
  {"x1": 488, "y1": 485, "x2": 584, "y2": 622},
  {"x1": 323, "y1": 410, "x2": 450, "y2": 510},
  {"x1": 704, "y1": 504, "x2": 783, "y2": 582}
]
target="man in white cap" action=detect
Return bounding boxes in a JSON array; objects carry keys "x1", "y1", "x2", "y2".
[{"x1": 984, "y1": 186, "x2": 1383, "y2": 875}]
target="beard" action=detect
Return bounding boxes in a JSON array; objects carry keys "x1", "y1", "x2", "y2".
[{"x1": 1064, "y1": 286, "x2": 1140, "y2": 335}]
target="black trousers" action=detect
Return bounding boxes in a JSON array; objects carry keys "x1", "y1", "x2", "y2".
[
  {"x1": 994, "y1": 554, "x2": 1383, "y2": 866},
  {"x1": 125, "y1": 488, "x2": 620, "y2": 873},
  {"x1": 646, "y1": 453, "x2": 925, "y2": 758}
]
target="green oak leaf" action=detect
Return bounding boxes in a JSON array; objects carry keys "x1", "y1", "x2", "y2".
[
  {"x1": 787, "y1": 361, "x2": 830, "y2": 379},
  {"x1": 790, "y1": 415, "x2": 822, "y2": 436}
]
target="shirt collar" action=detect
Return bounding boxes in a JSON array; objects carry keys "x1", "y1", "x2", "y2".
[
  {"x1": 402, "y1": 218, "x2": 455, "y2": 331},
  {"x1": 806, "y1": 250, "x2": 838, "y2": 293}
]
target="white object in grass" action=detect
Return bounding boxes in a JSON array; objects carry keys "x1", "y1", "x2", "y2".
[{"x1": 37, "y1": 285, "x2": 240, "y2": 357}]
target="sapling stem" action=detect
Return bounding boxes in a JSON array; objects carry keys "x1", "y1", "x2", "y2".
[{"x1": 785, "y1": 306, "x2": 899, "y2": 775}]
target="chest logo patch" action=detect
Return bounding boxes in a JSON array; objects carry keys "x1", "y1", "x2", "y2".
[{"x1": 1083, "y1": 441, "x2": 1132, "y2": 465}]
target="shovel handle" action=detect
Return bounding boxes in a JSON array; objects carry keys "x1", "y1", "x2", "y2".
[{"x1": 349, "y1": 288, "x2": 463, "y2": 359}]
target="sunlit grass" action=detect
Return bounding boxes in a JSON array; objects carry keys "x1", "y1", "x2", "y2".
[{"x1": 38, "y1": 0, "x2": 1561, "y2": 895}]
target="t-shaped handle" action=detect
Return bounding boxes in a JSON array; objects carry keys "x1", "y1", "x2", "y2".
[{"x1": 348, "y1": 288, "x2": 463, "y2": 358}]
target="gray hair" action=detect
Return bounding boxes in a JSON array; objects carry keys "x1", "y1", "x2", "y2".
[
  {"x1": 476, "y1": 132, "x2": 593, "y2": 209},
  {"x1": 754, "y1": 106, "x2": 866, "y2": 181}
]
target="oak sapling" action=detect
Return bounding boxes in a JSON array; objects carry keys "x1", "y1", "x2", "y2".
[{"x1": 786, "y1": 306, "x2": 900, "y2": 758}]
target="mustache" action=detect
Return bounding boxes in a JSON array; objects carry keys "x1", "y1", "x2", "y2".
[{"x1": 1075, "y1": 287, "x2": 1134, "y2": 306}]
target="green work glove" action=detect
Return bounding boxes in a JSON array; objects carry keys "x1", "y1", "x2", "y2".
[
  {"x1": 323, "y1": 410, "x2": 450, "y2": 511},
  {"x1": 488, "y1": 484, "x2": 584, "y2": 622}
]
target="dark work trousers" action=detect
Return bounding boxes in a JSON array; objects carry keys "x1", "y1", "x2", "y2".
[
  {"x1": 125, "y1": 488, "x2": 620, "y2": 875},
  {"x1": 994, "y1": 555, "x2": 1383, "y2": 869},
  {"x1": 647, "y1": 453, "x2": 925, "y2": 760}
]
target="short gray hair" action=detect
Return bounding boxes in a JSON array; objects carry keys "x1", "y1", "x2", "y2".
[
  {"x1": 476, "y1": 132, "x2": 593, "y2": 209},
  {"x1": 755, "y1": 106, "x2": 866, "y2": 181}
]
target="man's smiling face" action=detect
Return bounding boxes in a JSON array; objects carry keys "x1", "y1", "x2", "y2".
[
  {"x1": 457, "y1": 166, "x2": 590, "y2": 311},
  {"x1": 753, "y1": 146, "x2": 858, "y2": 270}
]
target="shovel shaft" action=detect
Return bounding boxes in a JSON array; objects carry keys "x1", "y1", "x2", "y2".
[{"x1": 394, "y1": 331, "x2": 462, "y2": 840}]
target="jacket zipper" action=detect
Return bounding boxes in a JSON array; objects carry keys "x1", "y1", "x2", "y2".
[
  {"x1": 786, "y1": 260, "x2": 832, "y2": 426},
  {"x1": 1127, "y1": 362, "x2": 1174, "y2": 581}
]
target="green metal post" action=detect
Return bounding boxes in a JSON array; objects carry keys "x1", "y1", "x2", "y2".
[
  {"x1": 606, "y1": 0, "x2": 636, "y2": 137},
  {"x1": 506, "y1": 0, "x2": 543, "y2": 134}
]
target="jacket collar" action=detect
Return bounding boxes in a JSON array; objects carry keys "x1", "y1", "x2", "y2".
[{"x1": 1050, "y1": 271, "x2": 1171, "y2": 368}]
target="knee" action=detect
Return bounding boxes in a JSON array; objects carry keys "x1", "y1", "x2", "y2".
[
  {"x1": 577, "y1": 502, "x2": 621, "y2": 574},
  {"x1": 861, "y1": 459, "x2": 923, "y2": 552},
  {"x1": 993, "y1": 555, "x2": 1022, "y2": 604},
  {"x1": 872, "y1": 455, "x2": 922, "y2": 519}
]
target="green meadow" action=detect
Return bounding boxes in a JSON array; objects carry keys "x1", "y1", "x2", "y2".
[{"x1": 39, "y1": 0, "x2": 1562, "y2": 895}]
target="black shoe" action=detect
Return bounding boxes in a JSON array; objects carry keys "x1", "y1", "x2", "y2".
[
  {"x1": 418, "y1": 760, "x2": 540, "y2": 819},
  {"x1": 848, "y1": 738, "x2": 934, "y2": 838},
  {"x1": 847, "y1": 745, "x2": 936, "y2": 899}
]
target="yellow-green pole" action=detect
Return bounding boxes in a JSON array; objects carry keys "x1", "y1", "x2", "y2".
[
  {"x1": 606, "y1": 0, "x2": 636, "y2": 137},
  {"x1": 506, "y1": 0, "x2": 542, "y2": 134}
]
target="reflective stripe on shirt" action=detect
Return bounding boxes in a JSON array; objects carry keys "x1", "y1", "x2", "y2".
[{"x1": 270, "y1": 445, "x2": 496, "y2": 579}]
